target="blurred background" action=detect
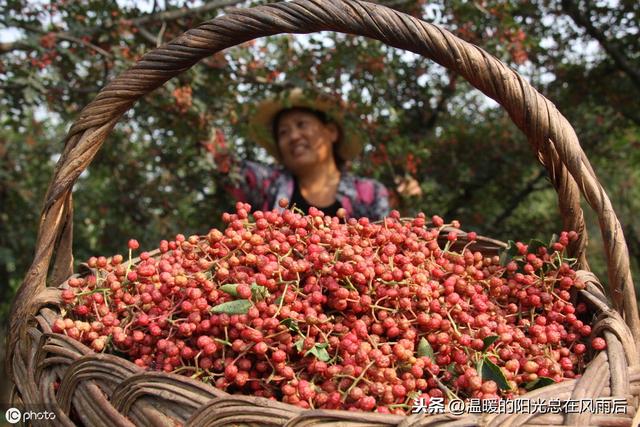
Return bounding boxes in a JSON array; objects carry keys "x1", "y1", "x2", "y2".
[{"x1": 1, "y1": 0, "x2": 638, "y2": 400}]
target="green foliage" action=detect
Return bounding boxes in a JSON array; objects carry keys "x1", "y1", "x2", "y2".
[
  {"x1": 0, "y1": 113, "x2": 60, "y2": 320},
  {"x1": 210, "y1": 300, "x2": 252, "y2": 315},
  {"x1": 1, "y1": 0, "x2": 639, "y2": 330}
]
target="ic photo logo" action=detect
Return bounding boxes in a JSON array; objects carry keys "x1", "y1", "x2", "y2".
[
  {"x1": 4, "y1": 406, "x2": 57, "y2": 424},
  {"x1": 5, "y1": 407, "x2": 21, "y2": 424}
]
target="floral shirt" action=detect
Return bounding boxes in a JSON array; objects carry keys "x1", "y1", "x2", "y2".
[{"x1": 225, "y1": 160, "x2": 390, "y2": 221}]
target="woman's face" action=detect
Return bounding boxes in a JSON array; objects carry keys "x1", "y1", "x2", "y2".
[{"x1": 275, "y1": 109, "x2": 338, "y2": 174}]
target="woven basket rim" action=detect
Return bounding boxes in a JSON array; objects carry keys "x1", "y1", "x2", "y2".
[{"x1": 7, "y1": 0, "x2": 640, "y2": 424}]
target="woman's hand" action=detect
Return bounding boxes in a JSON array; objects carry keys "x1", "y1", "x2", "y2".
[
  {"x1": 395, "y1": 174, "x2": 422, "y2": 197},
  {"x1": 202, "y1": 128, "x2": 232, "y2": 173}
]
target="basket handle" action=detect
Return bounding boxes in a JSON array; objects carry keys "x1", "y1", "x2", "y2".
[{"x1": 8, "y1": 0, "x2": 639, "y2": 369}]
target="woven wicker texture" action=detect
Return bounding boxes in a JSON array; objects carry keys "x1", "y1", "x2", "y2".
[{"x1": 7, "y1": 0, "x2": 640, "y2": 425}]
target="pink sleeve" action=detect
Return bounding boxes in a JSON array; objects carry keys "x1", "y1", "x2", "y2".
[
  {"x1": 355, "y1": 180, "x2": 375, "y2": 205},
  {"x1": 220, "y1": 160, "x2": 278, "y2": 211}
]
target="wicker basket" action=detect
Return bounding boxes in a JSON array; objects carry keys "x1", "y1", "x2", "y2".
[{"x1": 7, "y1": 1, "x2": 640, "y2": 425}]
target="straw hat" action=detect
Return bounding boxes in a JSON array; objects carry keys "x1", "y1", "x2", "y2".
[{"x1": 248, "y1": 88, "x2": 364, "y2": 163}]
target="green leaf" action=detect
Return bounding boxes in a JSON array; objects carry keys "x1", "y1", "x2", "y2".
[
  {"x1": 499, "y1": 240, "x2": 519, "y2": 266},
  {"x1": 527, "y1": 239, "x2": 547, "y2": 255},
  {"x1": 250, "y1": 283, "x2": 268, "y2": 301},
  {"x1": 294, "y1": 338, "x2": 304, "y2": 352},
  {"x1": 481, "y1": 357, "x2": 511, "y2": 391},
  {"x1": 305, "y1": 343, "x2": 330, "y2": 362},
  {"x1": 525, "y1": 376, "x2": 555, "y2": 391},
  {"x1": 220, "y1": 283, "x2": 268, "y2": 301},
  {"x1": 476, "y1": 358, "x2": 484, "y2": 380},
  {"x1": 482, "y1": 335, "x2": 499, "y2": 352},
  {"x1": 281, "y1": 318, "x2": 301, "y2": 335},
  {"x1": 210, "y1": 300, "x2": 251, "y2": 314},
  {"x1": 417, "y1": 337, "x2": 434, "y2": 359},
  {"x1": 275, "y1": 295, "x2": 284, "y2": 306},
  {"x1": 219, "y1": 284, "x2": 239, "y2": 297}
]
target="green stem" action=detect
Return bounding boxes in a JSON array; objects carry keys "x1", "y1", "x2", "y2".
[
  {"x1": 273, "y1": 281, "x2": 290, "y2": 318},
  {"x1": 341, "y1": 360, "x2": 375, "y2": 403}
]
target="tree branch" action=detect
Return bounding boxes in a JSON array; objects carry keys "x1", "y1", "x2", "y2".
[
  {"x1": 424, "y1": 73, "x2": 457, "y2": 130},
  {"x1": 561, "y1": 0, "x2": 640, "y2": 89},
  {"x1": 56, "y1": 33, "x2": 113, "y2": 59},
  {"x1": 380, "y1": 0, "x2": 421, "y2": 9},
  {"x1": 0, "y1": 40, "x2": 30, "y2": 55},
  {"x1": 131, "y1": 0, "x2": 245, "y2": 26},
  {"x1": 136, "y1": 26, "x2": 160, "y2": 45},
  {"x1": 488, "y1": 169, "x2": 546, "y2": 232},
  {"x1": 399, "y1": 72, "x2": 458, "y2": 143}
]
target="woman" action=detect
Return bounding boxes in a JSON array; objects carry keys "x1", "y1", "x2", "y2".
[{"x1": 214, "y1": 88, "x2": 390, "y2": 220}]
